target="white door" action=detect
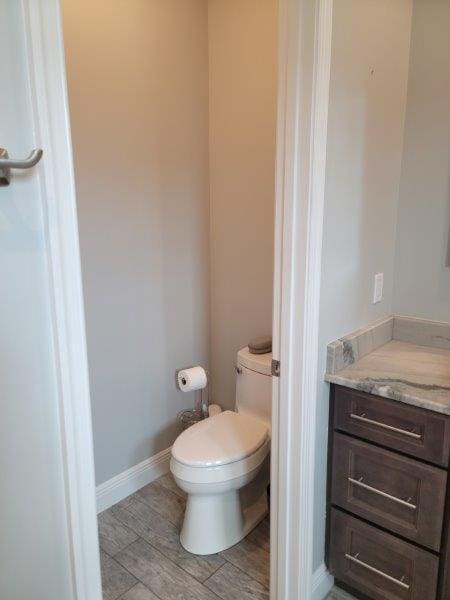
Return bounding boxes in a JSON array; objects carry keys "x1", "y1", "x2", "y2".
[{"x1": 0, "y1": 2, "x2": 100, "y2": 599}]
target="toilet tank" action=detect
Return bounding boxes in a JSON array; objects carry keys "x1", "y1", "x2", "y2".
[{"x1": 235, "y1": 347, "x2": 272, "y2": 425}]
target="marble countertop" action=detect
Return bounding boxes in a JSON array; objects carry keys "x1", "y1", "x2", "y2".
[{"x1": 326, "y1": 339, "x2": 450, "y2": 415}]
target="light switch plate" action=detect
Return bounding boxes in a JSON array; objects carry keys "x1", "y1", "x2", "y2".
[{"x1": 373, "y1": 273, "x2": 383, "y2": 304}]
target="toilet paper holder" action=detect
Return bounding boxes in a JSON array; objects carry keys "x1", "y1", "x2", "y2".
[{"x1": 176, "y1": 366, "x2": 210, "y2": 428}]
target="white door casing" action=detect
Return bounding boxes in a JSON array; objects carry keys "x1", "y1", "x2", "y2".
[
  {"x1": 271, "y1": 0, "x2": 333, "y2": 598},
  {"x1": 24, "y1": 1, "x2": 102, "y2": 597}
]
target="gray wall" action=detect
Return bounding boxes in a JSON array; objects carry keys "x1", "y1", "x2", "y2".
[
  {"x1": 63, "y1": 0, "x2": 277, "y2": 484},
  {"x1": 393, "y1": 0, "x2": 450, "y2": 321},
  {"x1": 208, "y1": 0, "x2": 278, "y2": 410},
  {"x1": 0, "y1": 3, "x2": 73, "y2": 597},
  {"x1": 314, "y1": 0, "x2": 413, "y2": 569},
  {"x1": 63, "y1": 0, "x2": 211, "y2": 485}
]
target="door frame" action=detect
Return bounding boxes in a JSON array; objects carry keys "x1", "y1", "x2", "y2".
[
  {"x1": 23, "y1": 0, "x2": 333, "y2": 598},
  {"x1": 22, "y1": 1, "x2": 102, "y2": 598},
  {"x1": 270, "y1": 0, "x2": 333, "y2": 598}
]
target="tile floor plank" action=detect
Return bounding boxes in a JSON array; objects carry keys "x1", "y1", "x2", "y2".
[
  {"x1": 119, "y1": 582, "x2": 160, "y2": 600},
  {"x1": 246, "y1": 516, "x2": 270, "y2": 553},
  {"x1": 101, "y1": 550, "x2": 138, "y2": 600},
  {"x1": 220, "y1": 537, "x2": 270, "y2": 588},
  {"x1": 134, "y1": 480, "x2": 186, "y2": 529},
  {"x1": 99, "y1": 509, "x2": 139, "y2": 556},
  {"x1": 111, "y1": 494, "x2": 224, "y2": 582},
  {"x1": 115, "y1": 538, "x2": 220, "y2": 600},
  {"x1": 155, "y1": 472, "x2": 187, "y2": 499},
  {"x1": 101, "y1": 476, "x2": 271, "y2": 599},
  {"x1": 204, "y1": 562, "x2": 269, "y2": 600}
]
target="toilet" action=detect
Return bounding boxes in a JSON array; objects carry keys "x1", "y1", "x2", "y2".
[{"x1": 170, "y1": 347, "x2": 272, "y2": 555}]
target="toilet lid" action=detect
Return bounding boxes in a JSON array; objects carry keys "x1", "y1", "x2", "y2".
[{"x1": 172, "y1": 410, "x2": 269, "y2": 468}]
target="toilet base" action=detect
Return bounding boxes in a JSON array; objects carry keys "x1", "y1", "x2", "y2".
[
  {"x1": 179, "y1": 487, "x2": 268, "y2": 556},
  {"x1": 174, "y1": 450, "x2": 270, "y2": 555}
]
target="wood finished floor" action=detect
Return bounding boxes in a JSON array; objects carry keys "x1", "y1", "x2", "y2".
[{"x1": 98, "y1": 473, "x2": 270, "y2": 600}]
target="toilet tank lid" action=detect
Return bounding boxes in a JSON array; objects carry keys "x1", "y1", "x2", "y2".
[{"x1": 237, "y1": 347, "x2": 272, "y2": 376}]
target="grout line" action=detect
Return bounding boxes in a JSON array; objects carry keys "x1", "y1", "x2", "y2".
[
  {"x1": 132, "y1": 581, "x2": 165, "y2": 600},
  {"x1": 200, "y1": 572, "x2": 230, "y2": 600},
  {"x1": 99, "y1": 549, "x2": 141, "y2": 600},
  {"x1": 201, "y1": 560, "x2": 228, "y2": 585},
  {"x1": 153, "y1": 474, "x2": 187, "y2": 500},
  {"x1": 99, "y1": 546, "x2": 114, "y2": 559},
  {"x1": 113, "y1": 579, "x2": 138, "y2": 600},
  {"x1": 102, "y1": 537, "x2": 147, "y2": 600},
  {"x1": 217, "y1": 554, "x2": 270, "y2": 592},
  {"x1": 134, "y1": 486, "x2": 185, "y2": 529},
  {"x1": 109, "y1": 537, "x2": 166, "y2": 600},
  {"x1": 98, "y1": 522, "x2": 139, "y2": 557},
  {"x1": 117, "y1": 580, "x2": 165, "y2": 600},
  {"x1": 203, "y1": 561, "x2": 269, "y2": 598},
  {"x1": 111, "y1": 537, "x2": 142, "y2": 558}
]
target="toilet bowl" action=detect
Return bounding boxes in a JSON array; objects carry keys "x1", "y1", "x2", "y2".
[{"x1": 170, "y1": 347, "x2": 272, "y2": 555}]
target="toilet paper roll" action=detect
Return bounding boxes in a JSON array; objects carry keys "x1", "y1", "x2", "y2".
[{"x1": 177, "y1": 366, "x2": 207, "y2": 392}]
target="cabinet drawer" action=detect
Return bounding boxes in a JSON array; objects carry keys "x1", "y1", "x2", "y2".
[
  {"x1": 329, "y1": 508, "x2": 439, "y2": 600},
  {"x1": 331, "y1": 433, "x2": 447, "y2": 550},
  {"x1": 334, "y1": 386, "x2": 450, "y2": 466}
]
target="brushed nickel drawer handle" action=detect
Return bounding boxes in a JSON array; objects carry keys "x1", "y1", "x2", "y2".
[
  {"x1": 348, "y1": 476, "x2": 417, "y2": 510},
  {"x1": 345, "y1": 553, "x2": 410, "y2": 590},
  {"x1": 350, "y1": 413, "x2": 422, "y2": 439}
]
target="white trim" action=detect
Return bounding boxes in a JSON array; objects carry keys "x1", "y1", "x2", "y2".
[
  {"x1": 22, "y1": 1, "x2": 102, "y2": 598},
  {"x1": 312, "y1": 564, "x2": 335, "y2": 600},
  {"x1": 271, "y1": 0, "x2": 333, "y2": 598},
  {"x1": 96, "y1": 448, "x2": 172, "y2": 514}
]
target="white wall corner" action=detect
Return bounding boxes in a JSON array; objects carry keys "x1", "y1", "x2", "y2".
[
  {"x1": 96, "y1": 447, "x2": 172, "y2": 513},
  {"x1": 312, "y1": 563, "x2": 334, "y2": 600}
]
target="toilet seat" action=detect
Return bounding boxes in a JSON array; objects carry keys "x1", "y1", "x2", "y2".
[
  {"x1": 170, "y1": 410, "x2": 270, "y2": 486},
  {"x1": 171, "y1": 436, "x2": 270, "y2": 485},
  {"x1": 172, "y1": 410, "x2": 269, "y2": 468}
]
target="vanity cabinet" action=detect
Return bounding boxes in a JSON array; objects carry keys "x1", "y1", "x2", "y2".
[{"x1": 326, "y1": 385, "x2": 450, "y2": 599}]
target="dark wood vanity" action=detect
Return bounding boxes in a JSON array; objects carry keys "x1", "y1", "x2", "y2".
[{"x1": 326, "y1": 384, "x2": 450, "y2": 599}]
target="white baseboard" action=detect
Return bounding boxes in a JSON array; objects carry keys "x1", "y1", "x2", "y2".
[
  {"x1": 312, "y1": 563, "x2": 334, "y2": 600},
  {"x1": 96, "y1": 447, "x2": 172, "y2": 513}
]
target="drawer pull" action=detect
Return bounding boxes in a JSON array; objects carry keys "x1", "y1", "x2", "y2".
[
  {"x1": 348, "y1": 476, "x2": 417, "y2": 510},
  {"x1": 345, "y1": 552, "x2": 410, "y2": 590},
  {"x1": 350, "y1": 413, "x2": 422, "y2": 439}
]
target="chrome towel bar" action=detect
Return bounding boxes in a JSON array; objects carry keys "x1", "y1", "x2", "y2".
[{"x1": 0, "y1": 147, "x2": 43, "y2": 186}]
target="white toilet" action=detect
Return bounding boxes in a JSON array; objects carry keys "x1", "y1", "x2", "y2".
[{"x1": 170, "y1": 347, "x2": 272, "y2": 555}]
